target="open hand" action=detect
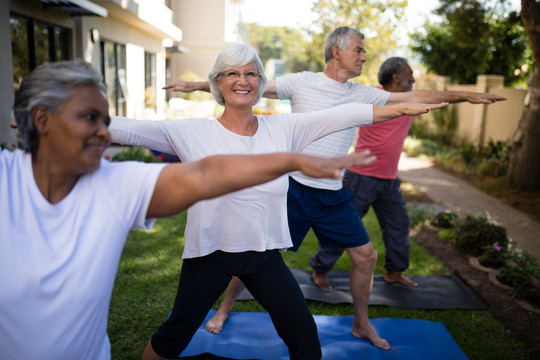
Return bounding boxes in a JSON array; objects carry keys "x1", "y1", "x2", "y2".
[
  {"x1": 403, "y1": 102, "x2": 449, "y2": 116},
  {"x1": 466, "y1": 93, "x2": 506, "y2": 104},
  {"x1": 298, "y1": 150, "x2": 376, "y2": 179}
]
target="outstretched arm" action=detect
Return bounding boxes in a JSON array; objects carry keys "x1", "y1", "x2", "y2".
[
  {"x1": 386, "y1": 90, "x2": 506, "y2": 105},
  {"x1": 147, "y1": 150, "x2": 376, "y2": 218},
  {"x1": 372, "y1": 102, "x2": 449, "y2": 123},
  {"x1": 163, "y1": 81, "x2": 210, "y2": 93},
  {"x1": 109, "y1": 116, "x2": 176, "y2": 154},
  {"x1": 163, "y1": 80, "x2": 279, "y2": 99}
]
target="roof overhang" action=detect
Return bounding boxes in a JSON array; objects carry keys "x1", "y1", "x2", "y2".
[
  {"x1": 95, "y1": 1, "x2": 182, "y2": 41},
  {"x1": 166, "y1": 44, "x2": 189, "y2": 54},
  {"x1": 40, "y1": 0, "x2": 108, "y2": 17}
]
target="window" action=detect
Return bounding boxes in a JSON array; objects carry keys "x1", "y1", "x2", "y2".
[
  {"x1": 165, "y1": 57, "x2": 172, "y2": 102},
  {"x1": 10, "y1": 14, "x2": 69, "y2": 91},
  {"x1": 100, "y1": 40, "x2": 127, "y2": 117},
  {"x1": 144, "y1": 52, "x2": 156, "y2": 110}
]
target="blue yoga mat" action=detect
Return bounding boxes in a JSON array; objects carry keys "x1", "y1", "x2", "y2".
[{"x1": 179, "y1": 310, "x2": 468, "y2": 359}]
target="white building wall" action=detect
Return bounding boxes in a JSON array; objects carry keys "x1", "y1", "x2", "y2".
[
  {"x1": 126, "y1": 44, "x2": 146, "y2": 119},
  {"x1": 1, "y1": 0, "x2": 182, "y2": 147},
  {"x1": 82, "y1": 13, "x2": 172, "y2": 118},
  {"x1": 170, "y1": 0, "x2": 243, "y2": 82}
]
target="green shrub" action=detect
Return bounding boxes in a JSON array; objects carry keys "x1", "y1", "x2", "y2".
[
  {"x1": 461, "y1": 143, "x2": 478, "y2": 167},
  {"x1": 408, "y1": 118, "x2": 430, "y2": 139},
  {"x1": 483, "y1": 140, "x2": 511, "y2": 162},
  {"x1": 478, "y1": 242, "x2": 508, "y2": 268},
  {"x1": 454, "y1": 213, "x2": 509, "y2": 256},
  {"x1": 430, "y1": 209, "x2": 459, "y2": 229},
  {"x1": 431, "y1": 105, "x2": 458, "y2": 147},
  {"x1": 111, "y1": 147, "x2": 162, "y2": 163},
  {"x1": 438, "y1": 228, "x2": 455, "y2": 243},
  {"x1": 407, "y1": 204, "x2": 431, "y2": 228},
  {"x1": 477, "y1": 157, "x2": 509, "y2": 177},
  {"x1": 402, "y1": 137, "x2": 511, "y2": 180},
  {"x1": 498, "y1": 265, "x2": 533, "y2": 291},
  {"x1": 509, "y1": 248, "x2": 540, "y2": 279},
  {"x1": 497, "y1": 249, "x2": 540, "y2": 307}
]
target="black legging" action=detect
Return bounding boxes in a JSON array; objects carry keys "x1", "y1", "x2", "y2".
[{"x1": 150, "y1": 250, "x2": 322, "y2": 359}]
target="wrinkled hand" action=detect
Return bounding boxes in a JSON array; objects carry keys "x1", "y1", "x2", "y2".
[
  {"x1": 466, "y1": 93, "x2": 506, "y2": 104},
  {"x1": 299, "y1": 150, "x2": 376, "y2": 179},
  {"x1": 403, "y1": 102, "x2": 449, "y2": 116},
  {"x1": 162, "y1": 81, "x2": 201, "y2": 93}
]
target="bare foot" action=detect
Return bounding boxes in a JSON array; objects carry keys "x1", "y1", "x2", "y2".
[
  {"x1": 311, "y1": 271, "x2": 332, "y2": 289},
  {"x1": 352, "y1": 324, "x2": 391, "y2": 351},
  {"x1": 384, "y1": 271, "x2": 418, "y2": 288},
  {"x1": 204, "y1": 311, "x2": 229, "y2": 334}
]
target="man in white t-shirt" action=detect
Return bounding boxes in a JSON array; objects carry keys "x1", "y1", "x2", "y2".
[
  {"x1": 165, "y1": 26, "x2": 505, "y2": 350},
  {"x1": 313, "y1": 57, "x2": 420, "y2": 289}
]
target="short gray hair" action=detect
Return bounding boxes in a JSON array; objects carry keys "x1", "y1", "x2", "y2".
[
  {"x1": 13, "y1": 59, "x2": 107, "y2": 153},
  {"x1": 378, "y1": 57, "x2": 409, "y2": 86},
  {"x1": 208, "y1": 43, "x2": 268, "y2": 106},
  {"x1": 323, "y1": 26, "x2": 365, "y2": 63}
]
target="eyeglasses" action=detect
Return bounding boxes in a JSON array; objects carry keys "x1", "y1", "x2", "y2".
[{"x1": 220, "y1": 71, "x2": 261, "y2": 82}]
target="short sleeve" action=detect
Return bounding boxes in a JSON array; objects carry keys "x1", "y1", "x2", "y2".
[
  {"x1": 95, "y1": 160, "x2": 167, "y2": 230},
  {"x1": 276, "y1": 72, "x2": 300, "y2": 100}
]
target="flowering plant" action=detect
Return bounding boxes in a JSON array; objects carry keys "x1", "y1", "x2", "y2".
[
  {"x1": 430, "y1": 209, "x2": 458, "y2": 229},
  {"x1": 479, "y1": 241, "x2": 508, "y2": 268},
  {"x1": 454, "y1": 212, "x2": 509, "y2": 256},
  {"x1": 144, "y1": 86, "x2": 156, "y2": 109}
]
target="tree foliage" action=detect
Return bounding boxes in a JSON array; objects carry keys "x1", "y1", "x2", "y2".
[
  {"x1": 245, "y1": 0, "x2": 408, "y2": 85},
  {"x1": 247, "y1": 24, "x2": 312, "y2": 75},
  {"x1": 306, "y1": 0, "x2": 408, "y2": 85},
  {"x1": 410, "y1": 0, "x2": 532, "y2": 86}
]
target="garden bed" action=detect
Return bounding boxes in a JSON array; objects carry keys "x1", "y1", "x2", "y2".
[{"x1": 410, "y1": 226, "x2": 540, "y2": 359}]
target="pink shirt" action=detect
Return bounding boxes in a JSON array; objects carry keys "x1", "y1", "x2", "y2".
[{"x1": 348, "y1": 114, "x2": 414, "y2": 179}]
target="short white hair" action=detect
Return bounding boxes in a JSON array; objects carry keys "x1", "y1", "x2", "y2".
[
  {"x1": 208, "y1": 43, "x2": 267, "y2": 106},
  {"x1": 323, "y1": 26, "x2": 365, "y2": 63}
]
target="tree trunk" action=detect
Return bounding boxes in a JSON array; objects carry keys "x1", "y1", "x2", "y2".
[
  {"x1": 509, "y1": 0, "x2": 540, "y2": 191},
  {"x1": 509, "y1": 67, "x2": 540, "y2": 191}
]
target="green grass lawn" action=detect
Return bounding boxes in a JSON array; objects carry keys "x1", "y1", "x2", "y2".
[{"x1": 108, "y1": 210, "x2": 529, "y2": 360}]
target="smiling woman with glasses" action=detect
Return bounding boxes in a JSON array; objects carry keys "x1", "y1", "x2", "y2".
[
  {"x1": 108, "y1": 43, "x2": 447, "y2": 360},
  {"x1": 220, "y1": 70, "x2": 261, "y2": 81}
]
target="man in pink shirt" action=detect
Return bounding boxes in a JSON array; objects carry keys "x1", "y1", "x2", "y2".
[{"x1": 311, "y1": 57, "x2": 419, "y2": 287}]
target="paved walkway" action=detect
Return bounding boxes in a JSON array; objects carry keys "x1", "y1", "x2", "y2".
[{"x1": 398, "y1": 153, "x2": 540, "y2": 261}]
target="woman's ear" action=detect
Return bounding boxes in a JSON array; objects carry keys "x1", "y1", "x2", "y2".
[
  {"x1": 32, "y1": 106, "x2": 50, "y2": 135},
  {"x1": 216, "y1": 77, "x2": 222, "y2": 92}
]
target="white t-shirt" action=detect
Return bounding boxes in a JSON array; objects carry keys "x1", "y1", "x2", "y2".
[
  {"x1": 276, "y1": 71, "x2": 390, "y2": 190},
  {"x1": 110, "y1": 103, "x2": 374, "y2": 258},
  {"x1": 0, "y1": 149, "x2": 165, "y2": 360}
]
